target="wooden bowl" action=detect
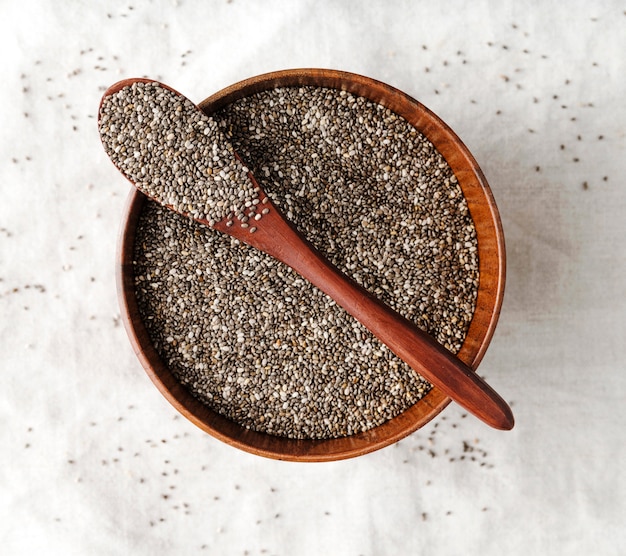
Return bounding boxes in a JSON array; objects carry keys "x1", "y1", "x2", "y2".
[{"x1": 117, "y1": 69, "x2": 505, "y2": 461}]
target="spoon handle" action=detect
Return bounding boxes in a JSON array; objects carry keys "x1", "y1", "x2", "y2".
[{"x1": 214, "y1": 190, "x2": 514, "y2": 431}]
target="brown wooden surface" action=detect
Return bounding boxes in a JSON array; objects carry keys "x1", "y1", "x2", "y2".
[{"x1": 116, "y1": 69, "x2": 508, "y2": 461}]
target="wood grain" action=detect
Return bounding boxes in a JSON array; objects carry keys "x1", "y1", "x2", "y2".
[{"x1": 116, "y1": 69, "x2": 507, "y2": 461}]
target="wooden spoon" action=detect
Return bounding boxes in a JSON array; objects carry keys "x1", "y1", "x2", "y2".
[{"x1": 99, "y1": 78, "x2": 514, "y2": 431}]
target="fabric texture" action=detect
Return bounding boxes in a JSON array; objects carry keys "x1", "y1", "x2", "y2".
[{"x1": 1, "y1": 1, "x2": 624, "y2": 554}]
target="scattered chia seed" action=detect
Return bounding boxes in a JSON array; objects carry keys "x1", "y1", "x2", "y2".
[{"x1": 131, "y1": 85, "x2": 480, "y2": 439}]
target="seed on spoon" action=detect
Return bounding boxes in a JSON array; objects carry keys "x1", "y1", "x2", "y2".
[{"x1": 98, "y1": 80, "x2": 259, "y2": 225}]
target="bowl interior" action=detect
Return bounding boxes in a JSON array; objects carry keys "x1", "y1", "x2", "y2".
[{"x1": 117, "y1": 69, "x2": 505, "y2": 461}]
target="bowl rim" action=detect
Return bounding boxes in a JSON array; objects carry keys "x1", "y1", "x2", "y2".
[{"x1": 116, "y1": 68, "x2": 506, "y2": 461}]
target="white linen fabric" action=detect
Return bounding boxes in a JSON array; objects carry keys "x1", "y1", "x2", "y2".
[{"x1": 1, "y1": 1, "x2": 624, "y2": 554}]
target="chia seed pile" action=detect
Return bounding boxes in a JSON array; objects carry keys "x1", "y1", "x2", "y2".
[
  {"x1": 99, "y1": 81, "x2": 259, "y2": 226},
  {"x1": 130, "y1": 85, "x2": 480, "y2": 439}
]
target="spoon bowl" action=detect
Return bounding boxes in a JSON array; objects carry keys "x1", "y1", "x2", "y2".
[{"x1": 113, "y1": 69, "x2": 509, "y2": 460}]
